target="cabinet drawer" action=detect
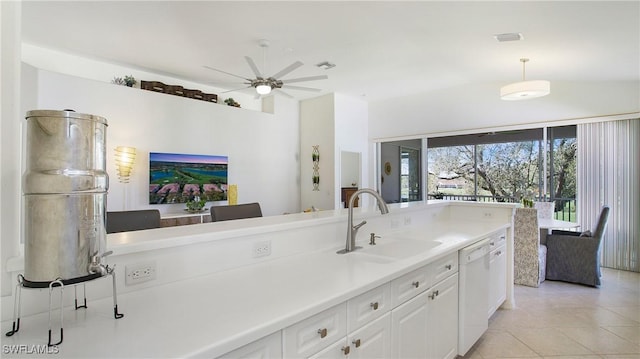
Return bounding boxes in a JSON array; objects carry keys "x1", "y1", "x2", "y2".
[
  {"x1": 347, "y1": 283, "x2": 391, "y2": 331},
  {"x1": 489, "y1": 230, "x2": 507, "y2": 251},
  {"x1": 391, "y1": 266, "x2": 429, "y2": 307},
  {"x1": 283, "y1": 303, "x2": 347, "y2": 358},
  {"x1": 427, "y1": 252, "x2": 458, "y2": 285}
]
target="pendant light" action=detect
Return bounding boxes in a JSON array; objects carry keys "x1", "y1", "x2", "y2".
[{"x1": 500, "y1": 58, "x2": 550, "y2": 100}]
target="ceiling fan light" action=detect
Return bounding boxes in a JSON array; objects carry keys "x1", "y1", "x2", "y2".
[
  {"x1": 500, "y1": 80, "x2": 550, "y2": 100},
  {"x1": 256, "y1": 84, "x2": 272, "y2": 95}
]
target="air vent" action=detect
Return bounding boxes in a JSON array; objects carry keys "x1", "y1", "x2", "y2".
[
  {"x1": 316, "y1": 61, "x2": 336, "y2": 70},
  {"x1": 494, "y1": 33, "x2": 523, "y2": 42}
]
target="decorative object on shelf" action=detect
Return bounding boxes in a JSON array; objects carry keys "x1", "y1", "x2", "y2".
[
  {"x1": 111, "y1": 75, "x2": 137, "y2": 87},
  {"x1": 224, "y1": 98, "x2": 241, "y2": 107},
  {"x1": 500, "y1": 58, "x2": 550, "y2": 100},
  {"x1": 384, "y1": 161, "x2": 392, "y2": 175},
  {"x1": 140, "y1": 81, "x2": 218, "y2": 103},
  {"x1": 115, "y1": 146, "x2": 136, "y2": 183},
  {"x1": 312, "y1": 145, "x2": 320, "y2": 191},
  {"x1": 185, "y1": 195, "x2": 207, "y2": 212},
  {"x1": 228, "y1": 184, "x2": 238, "y2": 205},
  {"x1": 124, "y1": 75, "x2": 137, "y2": 87}
]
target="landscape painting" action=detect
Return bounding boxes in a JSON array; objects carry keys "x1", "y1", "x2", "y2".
[{"x1": 149, "y1": 152, "x2": 228, "y2": 204}]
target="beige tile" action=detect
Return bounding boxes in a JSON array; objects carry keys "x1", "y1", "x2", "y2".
[
  {"x1": 508, "y1": 327, "x2": 594, "y2": 356},
  {"x1": 475, "y1": 329, "x2": 540, "y2": 358},
  {"x1": 541, "y1": 356, "x2": 603, "y2": 359},
  {"x1": 559, "y1": 327, "x2": 640, "y2": 355},
  {"x1": 607, "y1": 306, "x2": 640, "y2": 323},
  {"x1": 602, "y1": 355, "x2": 640, "y2": 359},
  {"x1": 604, "y1": 326, "x2": 640, "y2": 345}
]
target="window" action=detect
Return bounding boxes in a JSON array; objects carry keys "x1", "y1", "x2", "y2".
[{"x1": 427, "y1": 126, "x2": 576, "y2": 219}]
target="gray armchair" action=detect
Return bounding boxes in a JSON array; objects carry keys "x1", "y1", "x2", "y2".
[
  {"x1": 546, "y1": 206, "x2": 610, "y2": 287},
  {"x1": 210, "y1": 202, "x2": 262, "y2": 222}
]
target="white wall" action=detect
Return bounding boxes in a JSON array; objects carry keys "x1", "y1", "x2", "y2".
[
  {"x1": 369, "y1": 81, "x2": 640, "y2": 140},
  {"x1": 300, "y1": 94, "x2": 335, "y2": 211},
  {"x1": 27, "y1": 67, "x2": 300, "y2": 216}
]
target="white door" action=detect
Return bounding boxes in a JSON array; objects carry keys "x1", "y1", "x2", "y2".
[
  {"x1": 391, "y1": 290, "x2": 429, "y2": 358},
  {"x1": 348, "y1": 313, "x2": 392, "y2": 359},
  {"x1": 427, "y1": 273, "x2": 459, "y2": 359}
]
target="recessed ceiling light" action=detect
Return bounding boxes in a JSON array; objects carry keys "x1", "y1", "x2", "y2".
[
  {"x1": 316, "y1": 61, "x2": 336, "y2": 70},
  {"x1": 494, "y1": 33, "x2": 523, "y2": 42}
]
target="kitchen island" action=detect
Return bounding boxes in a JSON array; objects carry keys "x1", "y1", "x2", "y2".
[{"x1": 2, "y1": 200, "x2": 516, "y2": 358}]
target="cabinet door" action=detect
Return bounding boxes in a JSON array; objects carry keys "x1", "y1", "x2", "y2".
[
  {"x1": 488, "y1": 245, "x2": 507, "y2": 317},
  {"x1": 348, "y1": 313, "x2": 392, "y2": 359},
  {"x1": 390, "y1": 291, "x2": 429, "y2": 358},
  {"x1": 216, "y1": 331, "x2": 281, "y2": 359},
  {"x1": 427, "y1": 273, "x2": 459, "y2": 359}
]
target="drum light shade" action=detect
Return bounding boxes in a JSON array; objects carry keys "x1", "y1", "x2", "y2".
[{"x1": 501, "y1": 58, "x2": 550, "y2": 101}]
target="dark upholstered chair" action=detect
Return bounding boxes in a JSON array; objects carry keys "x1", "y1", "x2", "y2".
[
  {"x1": 546, "y1": 206, "x2": 610, "y2": 287},
  {"x1": 210, "y1": 203, "x2": 262, "y2": 222},
  {"x1": 106, "y1": 209, "x2": 161, "y2": 233}
]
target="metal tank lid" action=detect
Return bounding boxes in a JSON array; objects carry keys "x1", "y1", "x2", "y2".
[{"x1": 26, "y1": 109, "x2": 108, "y2": 126}]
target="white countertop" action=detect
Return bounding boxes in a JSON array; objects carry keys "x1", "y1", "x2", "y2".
[{"x1": 2, "y1": 218, "x2": 509, "y2": 358}]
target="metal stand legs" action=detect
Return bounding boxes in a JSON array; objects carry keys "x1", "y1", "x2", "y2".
[{"x1": 4, "y1": 267, "x2": 124, "y2": 346}]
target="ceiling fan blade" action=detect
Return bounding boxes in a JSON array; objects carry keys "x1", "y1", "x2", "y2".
[
  {"x1": 203, "y1": 65, "x2": 251, "y2": 81},
  {"x1": 274, "y1": 89, "x2": 294, "y2": 98},
  {"x1": 221, "y1": 86, "x2": 251, "y2": 93},
  {"x1": 270, "y1": 61, "x2": 304, "y2": 79},
  {"x1": 281, "y1": 85, "x2": 322, "y2": 92},
  {"x1": 244, "y1": 56, "x2": 263, "y2": 78},
  {"x1": 281, "y1": 75, "x2": 328, "y2": 84}
]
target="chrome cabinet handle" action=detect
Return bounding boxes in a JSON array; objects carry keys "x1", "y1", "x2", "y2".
[
  {"x1": 352, "y1": 339, "x2": 361, "y2": 348},
  {"x1": 342, "y1": 346, "x2": 350, "y2": 355},
  {"x1": 370, "y1": 302, "x2": 379, "y2": 310},
  {"x1": 412, "y1": 281, "x2": 420, "y2": 288},
  {"x1": 428, "y1": 289, "x2": 440, "y2": 300},
  {"x1": 317, "y1": 328, "x2": 327, "y2": 338},
  {"x1": 445, "y1": 264, "x2": 452, "y2": 270}
]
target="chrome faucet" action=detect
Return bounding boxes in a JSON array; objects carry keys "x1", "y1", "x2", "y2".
[{"x1": 338, "y1": 188, "x2": 389, "y2": 254}]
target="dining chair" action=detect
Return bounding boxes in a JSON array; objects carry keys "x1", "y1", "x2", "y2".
[
  {"x1": 106, "y1": 209, "x2": 161, "y2": 233},
  {"x1": 210, "y1": 202, "x2": 263, "y2": 222},
  {"x1": 545, "y1": 206, "x2": 610, "y2": 286}
]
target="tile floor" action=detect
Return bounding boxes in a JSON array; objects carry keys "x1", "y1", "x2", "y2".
[{"x1": 461, "y1": 268, "x2": 640, "y2": 359}]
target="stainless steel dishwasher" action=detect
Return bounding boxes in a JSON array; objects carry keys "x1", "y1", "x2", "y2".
[{"x1": 458, "y1": 238, "x2": 491, "y2": 356}]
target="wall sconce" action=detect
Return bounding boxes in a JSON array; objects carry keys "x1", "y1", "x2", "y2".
[{"x1": 115, "y1": 146, "x2": 136, "y2": 183}]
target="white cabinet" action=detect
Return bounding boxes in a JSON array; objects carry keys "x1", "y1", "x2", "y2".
[
  {"x1": 283, "y1": 303, "x2": 347, "y2": 358},
  {"x1": 488, "y1": 231, "x2": 507, "y2": 317},
  {"x1": 310, "y1": 314, "x2": 392, "y2": 359},
  {"x1": 347, "y1": 283, "x2": 392, "y2": 331},
  {"x1": 348, "y1": 313, "x2": 392, "y2": 358},
  {"x1": 391, "y1": 289, "x2": 429, "y2": 358},
  {"x1": 426, "y1": 273, "x2": 459, "y2": 359},
  {"x1": 217, "y1": 331, "x2": 282, "y2": 358}
]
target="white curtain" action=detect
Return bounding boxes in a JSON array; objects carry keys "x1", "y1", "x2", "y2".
[{"x1": 577, "y1": 118, "x2": 640, "y2": 272}]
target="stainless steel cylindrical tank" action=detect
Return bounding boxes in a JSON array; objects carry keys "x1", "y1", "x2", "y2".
[{"x1": 23, "y1": 110, "x2": 109, "y2": 285}]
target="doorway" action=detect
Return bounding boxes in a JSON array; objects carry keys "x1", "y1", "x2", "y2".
[{"x1": 380, "y1": 140, "x2": 423, "y2": 203}]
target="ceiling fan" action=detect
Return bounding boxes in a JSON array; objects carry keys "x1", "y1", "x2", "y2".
[{"x1": 204, "y1": 39, "x2": 328, "y2": 98}]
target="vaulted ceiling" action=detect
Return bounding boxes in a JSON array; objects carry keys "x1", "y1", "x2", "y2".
[{"x1": 21, "y1": 1, "x2": 640, "y2": 101}]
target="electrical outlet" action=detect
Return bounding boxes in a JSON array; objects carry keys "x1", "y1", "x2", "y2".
[
  {"x1": 125, "y1": 261, "x2": 157, "y2": 286},
  {"x1": 252, "y1": 240, "x2": 271, "y2": 258},
  {"x1": 404, "y1": 216, "x2": 412, "y2": 225},
  {"x1": 484, "y1": 212, "x2": 493, "y2": 218}
]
